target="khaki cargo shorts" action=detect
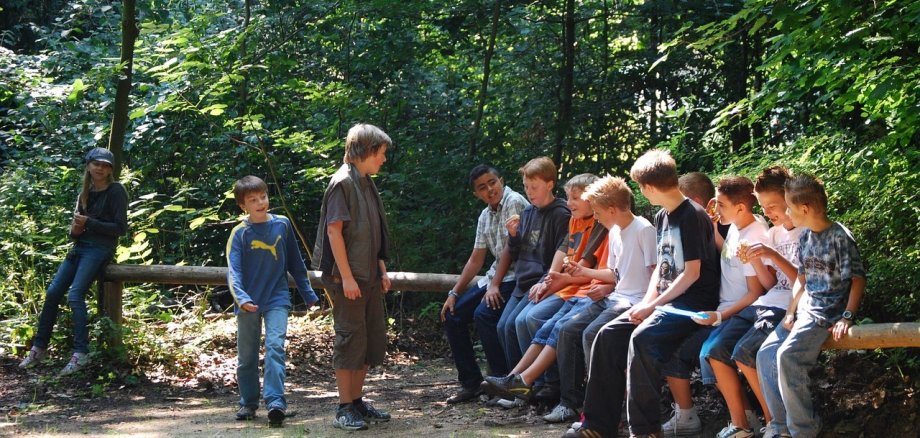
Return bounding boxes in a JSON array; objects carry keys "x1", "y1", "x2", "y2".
[{"x1": 327, "y1": 278, "x2": 387, "y2": 369}]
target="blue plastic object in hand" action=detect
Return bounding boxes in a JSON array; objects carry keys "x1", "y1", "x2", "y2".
[{"x1": 655, "y1": 305, "x2": 709, "y2": 319}]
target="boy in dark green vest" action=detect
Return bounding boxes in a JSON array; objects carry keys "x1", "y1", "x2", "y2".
[{"x1": 313, "y1": 124, "x2": 393, "y2": 431}]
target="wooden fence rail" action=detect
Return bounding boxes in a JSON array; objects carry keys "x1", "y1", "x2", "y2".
[{"x1": 100, "y1": 264, "x2": 919, "y2": 350}]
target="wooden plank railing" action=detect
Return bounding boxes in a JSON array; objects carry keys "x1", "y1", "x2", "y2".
[{"x1": 99, "y1": 264, "x2": 919, "y2": 350}]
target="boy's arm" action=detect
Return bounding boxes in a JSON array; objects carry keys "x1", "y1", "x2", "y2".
[
  {"x1": 326, "y1": 220, "x2": 361, "y2": 300},
  {"x1": 832, "y1": 275, "x2": 865, "y2": 340},
  {"x1": 285, "y1": 223, "x2": 318, "y2": 306},
  {"x1": 747, "y1": 242, "x2": 799, "y2": 290},
  {"x1": 783, "y1": 274, "x2": 806, "y2": 329},
  {"x1": 748, "y1": 255, "x2": 778, "y2": 292},
  {"x1": 227, "y1": 230, "x2": 256, "y2": 311},
  {"x1": 567, "y1": 264, "x2": 616, "y2": 283},
  {"x1": 631, "y1": 259, "x2": 701, "y2": 321},
  {"x1": 440, "y1": 247, "x2": 487, "y2": 321},
  {"x1": 378, "y1": 258, "x2": 390, "y2": 292},
  {"x1": 485, "y1": 245, "x2": 513, "y2": 309},
  {"x1": 628, "y1": 265, "x2": 662, "y2": 323},
  {"x1": 696, "y1": 275, "x2": 764, "y2": 325}
]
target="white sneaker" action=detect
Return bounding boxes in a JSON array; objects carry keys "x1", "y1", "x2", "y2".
[
  {"x1": 496, "y1": 397, "x2": 525, "y2": 409},
  {"x1": 566, "y1": 421, "x2": 582, "y2": 433},
  {"x1": 661, "y1": 402, "x2": 701, "y2": 436},
  {"x1": 18, "y1": 348, "x2": 48, "y2": 369},
  {"x1": 746, "y1": 411, "x2": 763, "y2": 437},
  {"x1": 717, "y1": 423, "x2": 754, "y2": 438},
  {"x1": 542, "y1": 404, "x2": 578, "y2": 423},
  {"x1": 59, "y1": 353, "x2": 88, "y2": 376},
  {"x1": 761, "y1": 426, "x2": 790, "y2": 438}
]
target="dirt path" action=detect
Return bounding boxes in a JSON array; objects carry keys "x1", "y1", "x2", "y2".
[{"x1": 1, "y1": 357, "x2": 568, "y2": 438}]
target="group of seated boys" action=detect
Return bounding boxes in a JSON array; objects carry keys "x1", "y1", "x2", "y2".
[{"x1": 441, "y1": 150, "x2": 865, "y2": 438}]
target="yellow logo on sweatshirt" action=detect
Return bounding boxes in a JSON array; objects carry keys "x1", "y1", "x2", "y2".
[{"x1": 251, "y1": 235, "x2": 282, "y2": 260}]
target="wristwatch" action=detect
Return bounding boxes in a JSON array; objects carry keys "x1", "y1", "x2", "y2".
[
  {"x1": 841, "y1": 310, "x2": 854, "y2": 321},
  {"x1": 448, "y1": 290, "x2": 459, "y2": 298}
]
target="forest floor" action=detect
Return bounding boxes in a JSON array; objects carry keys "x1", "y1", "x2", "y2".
[{"x1": 0, "y1": 314, "x2": 917, "y2": 437}]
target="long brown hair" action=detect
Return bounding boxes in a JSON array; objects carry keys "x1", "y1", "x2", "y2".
[{"x1": 77, "y1": 165, "x2": 115, "y2": 212}]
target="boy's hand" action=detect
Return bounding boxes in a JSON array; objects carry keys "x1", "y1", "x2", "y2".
[
  {"x1": 628, "y1": 303, "x2": 655, "y2": 324},
  {"x1": 705, "y1": 198, "x2": 720, "y2": 223},
  {"x1": 505, "y1": 215, "x2": 520, "y2": 237},
  {"x1": 565, "y1": 262, "x2": 584, "y2": 276},
  {"x1": 381, "y1": 274, "x2": 391, "y2": 294},
  {"x1": 440, "y1": 294, "x2": 457, "y2": 322},
  {"x1": 343, "y1": 278, "x2": 362, "y2": 300},
  {"x1": 831, "y1": 318, "x2": 852, "y2": 341},
  {"x1": 240, "y1": 302, "x2": 258, "y2": 312},
  {"x1": 528, "y1": 282, "x2": 545, "y2": 302},
  {"x1": 483, "y1": 285, "x2": 505, "y2": 310},
  {"x1": 692, "y1": 311, "x2": 719, "y2": 326},
  {"x1": 783, "y1": 313, "x2": 795, "y2": 330},
  {"x1": 586, "y1": 283, "x2": 613, "y2": 302},
  {"x1": 741, "y1": 242, "x2": 775, "y2": 262}
]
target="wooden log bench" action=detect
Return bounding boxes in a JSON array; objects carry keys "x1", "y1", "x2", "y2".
[{"x1": 99, "y1": 264, "x2": 920, "y2": 350}]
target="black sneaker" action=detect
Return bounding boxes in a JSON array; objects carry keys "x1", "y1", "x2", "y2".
[
  {"x1": 236, "y1": 406, "x2": 257, "y2": 420},
  {"x1": 267, "y1": 407, "x2": 285, "y2": 427},
  {"x1": 533, "y1": 383, "x2": 560, "y2": 403},
  {"x1": 447, "y1": 384, "x2": 481, "y2": 404},
  {"x1": 484, "y1": 373, "x2": 532, "y2": 400},
  {"x1": 332, "y1": 404, "x2": 368, "y2": 431},
  {"x1": 354, "y1": 400, "x2": 391, "y2": 423}
]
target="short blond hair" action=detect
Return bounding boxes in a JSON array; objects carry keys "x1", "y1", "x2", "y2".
[
  {"x1": 344, "y1": 123, "x2": 392, "y2": 164},
  {"x1": 582, "y1": 176, "x2": 632, "y2": 211},
  {"x1": 519, "y1": 157, "x2": 557, "y2": 183},
  {"x1": 564, "y1": 173, "x2": 599, "y2": 193},
  {"x1": 630, "y1": 149, "x2": 678, "y2": 189}
]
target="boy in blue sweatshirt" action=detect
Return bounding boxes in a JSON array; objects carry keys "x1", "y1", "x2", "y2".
[{"x1": 227, "y1": 175, "x2": 318, "y2": 426}]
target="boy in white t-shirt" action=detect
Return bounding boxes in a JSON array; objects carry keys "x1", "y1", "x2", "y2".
[
  {"x1": 661, "y1": 176, "x2": 770, "y2": 438},
  {"x1": 541, "y1": 176, "x2": 657, "y2": 423}
]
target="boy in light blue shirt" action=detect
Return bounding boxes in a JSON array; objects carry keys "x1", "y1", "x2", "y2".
[{"x1": 227, "y1": 175, "x2": 318, "y2": 426}]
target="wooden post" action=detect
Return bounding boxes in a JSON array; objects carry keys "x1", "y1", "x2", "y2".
[{"x1": 103, "y1": 281, "x2": 124, "y2": 348}]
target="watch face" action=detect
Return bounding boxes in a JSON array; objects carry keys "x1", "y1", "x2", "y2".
[{"x1": 842, "y1": 311, "x2": 853, "y2": 319}]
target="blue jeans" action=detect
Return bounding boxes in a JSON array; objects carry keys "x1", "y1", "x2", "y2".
[
  {"x1": 473, "y1": 282, "x2": 516, "y2": 380},
  {"x1": 496, "y1": 293, "x2": 529, "y2": 368},
  {"x1": 516, "y1": 295, "x2": 564, "y2": 383},
  {"x1": 237, "y1": 306, "x2": 289, "y2": 410},
  {"x1": 446, "y1": 280, "x2": 516, "y2": 388},
  {"x1": 34, "y1": 241, "x2": 113, "y2": 354},
  {"x1": 756, "y1": 315, "x2": 829, "y2": 438},
  {"x1": 533, "y1": 297, "x2": 594, "y2": 348}
]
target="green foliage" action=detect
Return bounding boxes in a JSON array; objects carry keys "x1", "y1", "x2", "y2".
[{"x1": 0, "y1": 0, "x2": 918, "y2": 377}]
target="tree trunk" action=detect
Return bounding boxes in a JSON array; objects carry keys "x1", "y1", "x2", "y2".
[
  {"x1": 237, "y1": 0, "x2": 252, "y2": 132},
  {"x1": 554, "y1": 0, "x2": 575, "y2": 168},
  {"x1": 725, "y1": 32, "x2": 751, "y2": 152},
  {"x1": 469, "y1": 0, "x2": 503, "y2": 157},
  {"x1": 647, "y1": 10, "x2": 660, "y2": 147},
  {"x1": 106, "y1": 0, "x2": 139, "y2": 178}
]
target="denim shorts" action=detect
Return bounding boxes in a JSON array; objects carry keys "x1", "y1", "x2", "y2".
[
  {"x1": 532, "y1": 297, "x2": 593, "y2": 347},
  {"x1": 699, "y1": 305, "x2": 784, "y2": 384}
]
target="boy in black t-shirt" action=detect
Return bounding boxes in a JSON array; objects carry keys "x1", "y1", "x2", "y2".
[{"x1": 565, "y1": 150, "x2": 720, "y2": 438}]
